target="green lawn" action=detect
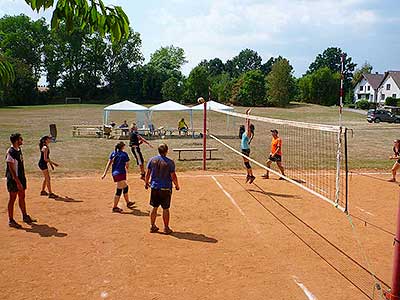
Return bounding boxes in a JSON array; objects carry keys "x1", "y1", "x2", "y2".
[{"x1": 0, "y1": 103, "x2": 396, "y2": 174}]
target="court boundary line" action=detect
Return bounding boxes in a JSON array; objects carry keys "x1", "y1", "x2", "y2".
[{"x1": 211, "y1": 176, "x2": 260, "y2": 235}]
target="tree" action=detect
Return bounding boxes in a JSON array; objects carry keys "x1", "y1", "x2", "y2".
[
  {"x1": 352, "y1": 62, "x2": 373, "y2": 86},
  {"x1": 266, "y1": 58, "x2": 295, "y2": 107},
  {"x1": 225, "y1": 49, "x2": 262, "y2": 77},
  {"x1": 185, "y1": 66, "x2": 210, "y2": 103},
  {"x1": 149, "y1": 45, "x2": 187, "y2": 75},
  {"x1": 260, "y1": 56, "x2": 283, "y2": 75},
  {"x1": 299, "y1": 67, "x2": 340, "y2": 106},
  {"x1": 210, "y1": 72, "x2": 233, "y2": 102},
  {"x1": 230, "y1": 70, "x2": 266, "y2": 106},
  {"x1": 161, "y1": 77, "x2": 182, "y2": 101},
  {"x1": 199, "y1": 58, "x2": 224, "y2": 77},
  {"x1": 307, "y1": 47, "x2": 356, "y2": 92},
  {"x1": 25, "y1": 0, "x2": 129, "y2": 43}
]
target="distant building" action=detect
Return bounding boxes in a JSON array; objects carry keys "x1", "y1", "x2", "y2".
[
  {"x1": 378, "y1": 71, "x2": 400, "y2": 102},
  {"x1": 353, "y1": 73, "x2": 384, "y2": 103}
]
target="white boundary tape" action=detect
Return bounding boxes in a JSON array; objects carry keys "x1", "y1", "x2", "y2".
[
  {"x1": 211, "y1": 175, "x2": 260, "y2": 235},
  {"x1": 292, "y1": 276, "x2": 318, "y2": 300}
]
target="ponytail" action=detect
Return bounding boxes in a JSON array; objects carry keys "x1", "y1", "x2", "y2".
[
  {"x1": 115, "y1": 141, "x2": 125, "y2": 152},
  {"x1": 39, "y1": 135, "x2": 50, "y2": 150}
]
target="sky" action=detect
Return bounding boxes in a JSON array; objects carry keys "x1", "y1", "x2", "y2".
[{"x1": 0, "y1": 0, "x2": 399, "y2": 77}]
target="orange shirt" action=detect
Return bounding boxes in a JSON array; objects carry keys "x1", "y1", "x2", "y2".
[{"x1": 271, "y1": 137, "x2": 282, "y2": 156}]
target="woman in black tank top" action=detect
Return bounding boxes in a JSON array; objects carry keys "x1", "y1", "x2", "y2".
[
  {"x1": 38, "y1": 135, "x2": 59, "y2": 198},
  {"x1": 389, "y1": 139, "x2": 400, "y2": 182}
]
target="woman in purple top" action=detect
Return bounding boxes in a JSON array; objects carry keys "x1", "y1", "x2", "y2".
[{"x1": 101, "y1": 141, "x2": 135, "y2": 213}]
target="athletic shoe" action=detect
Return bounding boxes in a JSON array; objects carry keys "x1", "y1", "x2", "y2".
[
  {"x1": 23, "y1": 214, "x2": 37, "y2": 224},
  {"x1": 388, "y1": 178, "x2": 396, "y2": 182},
  {"x1": 278, "y1": 177, "x2": 285, "y2": 180},
  {"x1": 48, "y1": 193, "x2": 58, "y2": 199},
  {"x1": 261, "y1": 174, "x2": 269, "y2": 179},
  {"x1": 40, "y1": 190, "x2": 49, "y2": 196},
  {"x1": 126, "y1": 201, "x2": 135, "y2": 209},
  {"x1": 112, "y1": 207, "x2": 123, "y2": 213},
  {"x1": 246, "y1": 175, "x2": 251, "y2": 183},
  {"x1": 9, "y1": 219, "x2": 22, "y2": 229},
  {"x1": 249, "y1": 176, "x2": 256, "y2": 184},
  {"x1": 150, "y1": 225, "x2": 159, "y2": 233},
  {"x1": 164, "y1": 227, "x2": 173, "y2": 235}
]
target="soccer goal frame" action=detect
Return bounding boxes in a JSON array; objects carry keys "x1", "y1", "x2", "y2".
[{"x1": 65, "y1": 97, "x2": 82, "y2": 104}]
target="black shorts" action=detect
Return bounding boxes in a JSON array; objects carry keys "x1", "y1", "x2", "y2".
[
  {"x1": 131, "y1": 146, "x2": 144, "y2": 166},
  {"x1": 38, "y1": 161, "x2": 48, "y2": 170},
  {"x1": 269, "y1": 154, "x2": 282, "y2": 162},
  {"x1": 7, "y1": 176, "x2": 27, "y2": 193},
  {"x1": 241, "y1": 149, "x2": 250, "y2": 156},
  {"x1": 150, "y1": 189, "x2": 172, "y2": 209}
]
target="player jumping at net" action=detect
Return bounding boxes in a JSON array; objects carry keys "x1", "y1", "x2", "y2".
[
  {"x1": 388, "y1": 139, "x2": 400, "y2": 182},
  {"x1": 38, "y1": 135, "x2": 59, "y2": 199},
  {"x1": 5, "y1": 133, "x2": 37, "y2": 228},
  {"x1": 241, "y1": 109, "x2": 256, "y2": 184},
  {"x1": 262, "y1": 129, "x2": 285, "y2": 180},
  {"x1": 129, "y1": 123, "x2": 153, "y2": 181},
  {"x1": 101, "y1": 141, "x2": 135, "y2": 213}
]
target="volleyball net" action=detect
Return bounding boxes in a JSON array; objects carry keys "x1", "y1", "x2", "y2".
[{"x1": 207, "y1": 108, "x2": 349, "y2": 212}]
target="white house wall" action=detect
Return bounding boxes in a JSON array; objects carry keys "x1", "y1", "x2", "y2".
[
  {"x1": 354, "y1": 77, "x2": 376, "y2": 102},
  {"x1": 378, "y1": 76, "x2": 400, "y2": 102}
]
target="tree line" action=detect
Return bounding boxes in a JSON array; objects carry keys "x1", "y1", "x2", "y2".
[{"x1": 0, "y1": 14, "x2": 361, "y2": 107}]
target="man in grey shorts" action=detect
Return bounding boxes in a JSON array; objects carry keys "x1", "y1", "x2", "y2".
[{"x1": 145, "y1": 143, "x2": 180, "y2": 234}]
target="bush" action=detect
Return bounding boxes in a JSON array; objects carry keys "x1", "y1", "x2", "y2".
[
  {"x1": 385, "y1": 97, "x2": 398, "y2": 106},
  {"x1": 355, "y1": 100, "x2": 370, "y2": 110},
  {"x1": 345, "y1": 103, "x2": 355, "y2": 108}
]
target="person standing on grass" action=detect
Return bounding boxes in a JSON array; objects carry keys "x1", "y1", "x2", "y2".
[
  {"x1": 241, "y1": 109, "x2": 255, "y2": 184},
  {"x1": 101, "y1": 141, "x2": 135, "y2": 213},
  {"x1": 388, "y1": 139, "x2": 400, "y2": 182},
  {"x1": 145, "y1": 143, "x2": 179, "y2": 234},
  {"x1": 129, "y1": 123, "x2": 153, "y2": 181},
  {"x1": 262, "y1": 129, "x2": 286, "y2": 180},
  {"x1": 5, "y1": 133, "x2": 36, "y2": 228},
  {"x1": 38, "y1": 135, "x2": 59, "y2": 199}
]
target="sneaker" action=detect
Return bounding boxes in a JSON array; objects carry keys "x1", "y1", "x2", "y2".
[
  {"x1": 112, "y1": 207, "x2": 123, "y2": 213},
  {"x1": 164, "y1": 227, "x2": 173, "y2": 235},
  {"x1": 150, "y1": 225, "x2": 159, "y2": 233},
  {"x1": 140, "y1": 173, "x2": 145, "y2": 181},
  {"x1": 261, "y1": 174, "x2": 269, "y2": 179},
  {"x1": 249, "y1": 176, "x2": 256, "y2": 184},
  {"x1": 246, "y1": 175, "x2": 251, "y2": 183},
  {"x1": 126, "y1": 201, "x2": 135, "y2": 209},
  {"x1": 40, "y1": 190, "x2": 49, "y2": 196},
  {"x1": 23, "y1": 214, "x2": 37, "y2": 224},
  {"x1": 278, "y1": 177, "x2": 285, "y2": 180},
  {"x1": 9, "y1": 219, "x2": 22, "y2": 229},
  {"x1": 48, "y1": 193, "x2": 58, "y2": 199}
]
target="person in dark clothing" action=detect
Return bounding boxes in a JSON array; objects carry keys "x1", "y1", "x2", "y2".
[
  {"x1": 129, "y1": 123, "x2": 153, "y2": 180},
  {"x1": 145, "y1": 143, "x2": 179, "y2": 234},
  {"x1": 38, "y1": 135, "x2": 59, "y2": 198},
  {"x1": 5, "y1": 133, "x2": 36, "y2": 228}
]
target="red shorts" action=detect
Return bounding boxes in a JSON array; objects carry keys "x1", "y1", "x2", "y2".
[{"x1": 113, "y1": 173, "x2": 126, "y2": 182}]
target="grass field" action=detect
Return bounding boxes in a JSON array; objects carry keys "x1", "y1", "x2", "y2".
[
  {"x1": 0, "y1": 103, "x2": 398, "y2": 174},
  {"x1": 1, "y1": 103, "x2": 399, "y2": 299}
]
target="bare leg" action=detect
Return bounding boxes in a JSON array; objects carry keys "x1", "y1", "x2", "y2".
[
  {"x1": 8, "y1": 192, "x2": 17, "y2": 220},
  {"x1": 277, "y1": 162, "x2": 285, "y2": 176},
  {"x1": 162, "y1": 208, "x2": 170, "y2": 228},
  {"x1": 17, "y1": 189, "x2": 27, "y2": 216},
  {"x1": 42, "y1": 169, "x2": 52, "y2": 193},
  {"x1": 390, "y1": 163, "x2": 400, "y2": 182},
  {"x1": 114, "y1": 181, "x2": 125, "y2": 208},
  {"x1": 263, "y1": 160, "x2": 272, "y2": 178},
  {"x1": 150, "y1": 207, "x2": 158, "y2": 226},
  {"x1": 41, "y1": 178, "x2": 46, "y2": 192}
]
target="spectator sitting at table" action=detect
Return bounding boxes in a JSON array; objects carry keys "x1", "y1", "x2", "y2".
[
  {"x1": 109, "y1": 120, "x2": 116, "y2": 128},
  {"x1": 178, "y1": 118, "x2": 188, "y2": 136},
  {"x1": 119, "y1": 120, "x2": 129, "y2": 136}
]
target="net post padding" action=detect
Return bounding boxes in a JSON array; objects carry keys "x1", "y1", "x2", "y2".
[{"x1": 209, "y1": 134, "x2": 346, "y2": 212}]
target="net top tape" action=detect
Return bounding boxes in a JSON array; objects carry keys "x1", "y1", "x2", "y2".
[{"x1": 211, "y1": 109, "x2": 342, "y2": 133}]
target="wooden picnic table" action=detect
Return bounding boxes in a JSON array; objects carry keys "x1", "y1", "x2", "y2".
[
  {"x1": 173, "y1": 147, "x2": 218, "y2": 160},
  {"x1": 72, "y1": 125, "x2": 103, "y2": 137}
]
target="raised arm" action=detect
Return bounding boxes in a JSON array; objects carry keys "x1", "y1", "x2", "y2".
[{"x1": 138, "y1": 135, "x2": 153, "y2": 148}]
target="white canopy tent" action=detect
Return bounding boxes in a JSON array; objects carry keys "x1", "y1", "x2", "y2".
[
  {"x1": 191, "y1": 100, "x2": 234, "y2": 111},
  {"x1": 103, "y1": 100, "x2": 149, "y2": 128},
  {"x1": 149, "y1": 100, "x2": 193, "y2": 131}
]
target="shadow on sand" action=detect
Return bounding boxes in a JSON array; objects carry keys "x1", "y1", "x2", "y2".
[
  {"x1": 167, "y1": 231, "x2": 218, "y2": 243},
  {"x1": 22, "y1": 223, "x2": 68, "y2": 238},
  {"x1": 52, "y1": 195, "x2": 83, "y2": 203}
]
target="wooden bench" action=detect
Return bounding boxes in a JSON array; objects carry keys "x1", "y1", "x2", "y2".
[
  {"x1": 173, "y1": 148, "x2": 218, "y2": 160},
  {"x1": 72, "y1": 125, "x2": 103, "y2": 137}
]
